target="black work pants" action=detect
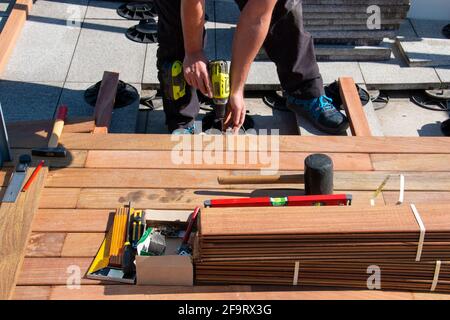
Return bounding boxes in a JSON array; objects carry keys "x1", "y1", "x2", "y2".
[{"x1": 154, "y1": 0, "x2": 324, "y2": 132}]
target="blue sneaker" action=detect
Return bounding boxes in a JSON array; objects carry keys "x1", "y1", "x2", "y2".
[
  {"x1": 172, "y1": 125, "x2": 195, "y2": 135},
  {"x1": 287, "y1": 95, "x2": 349, "y2": 135}
]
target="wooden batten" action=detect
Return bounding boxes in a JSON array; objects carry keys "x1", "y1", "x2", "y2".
[
  {"x1": 0, "y1": 0, "x2": 33, "y2": 74},
  {"x1": 339, "y1": 77, "x2": 372, "y2": 137},
  {"x1": 93, "y1": 71, "x2": 120, "y2": 134}
]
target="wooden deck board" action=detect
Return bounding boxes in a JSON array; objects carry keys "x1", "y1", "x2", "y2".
[
  {"x1": 44, "y1": 169, "x2": 450, "y2": 191},
  {"x1": 5, "y1": 132, "x2": 450, "y2": 299},
  {"x1": 17, "y1": 258, "x2": 106, "y2": 286},
  {"x1": 9, "y1": 134, "x2": 450, "y2": 153},
  {"x1": 85, "y1": 151, "x2": 373, "y2": 171}
]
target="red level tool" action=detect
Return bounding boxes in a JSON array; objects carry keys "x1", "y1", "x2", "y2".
[{"x1": 204, "y1": 194, "x2": 352, "y2": 208}]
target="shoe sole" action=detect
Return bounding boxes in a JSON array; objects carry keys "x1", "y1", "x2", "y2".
[{"x1": 286, "y1": 104, "x2": 350, "y2": 135}]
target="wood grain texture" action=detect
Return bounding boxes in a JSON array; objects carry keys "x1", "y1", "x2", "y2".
[
  {"x1": 0, "y1": 167, "x2": 48, "y2": 299},
  {"x1": 32, "y1": 209, "x2": 114, "y2": 232},
  {"x1": 200, "y1": 205, "x2": 422, "y2": 236},
  {"x1": 25, "y1": 233, "x2": 66, "y2": 257},
  {"x1": 39, "y1": 188, "x2": 80, "y2": 208},
  {"x1": 0, "y1": 0, "x2": 33, "y2": 74},
  {"x1": 25, "y1": 285, "x2": 450, "y2": 300},
  {"x1": 12, "y1": 286, "x2": 51, "y2": 300},
  {"x1": 44, "y1": 285, "x2": 422, "y2": 300},
  {"x1": 10, "y1": 134, "x2": 450, "y2": 153},
  {"x1": 61, "y1": 233, "x2": 105, "y2": 257},
  {"x1": 93, "y1": 71, "x2": 119, "y2": 134},
  {"x1": 85, "y1": 150, "x2": 372, "y2": 171},
  {"x1": 383, "y1": 191, "x2": 450, "y2": 206},
  {"x1": 371, "y1": 154, "x2": 450, "y2": 171},
  {"x1": 44, "y1": 169, "x2": 450, "y2": 191},
  {"x1": 17, "y1": 258, "x2": 105, "y2": 285},
  {"x1": 339, "y1": 77, "x2": 372, "y2": 137},
  {"x1": 75, "y1": 188, "x2": 378, "y2": 210}
]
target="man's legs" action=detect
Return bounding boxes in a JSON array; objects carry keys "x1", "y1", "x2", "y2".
[
  {"x1": 234, "y1": 0, "x2": 323, "y2": 99},
  {"x1": 234, "y1": 0, "x2": 348, "y2": 134},
  {"x1": 154, "y1": 0, "x2": 200, "y2": 133}
]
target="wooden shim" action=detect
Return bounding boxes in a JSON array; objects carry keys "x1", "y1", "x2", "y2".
[
  {"x1": 85, "y1": 150, "x2": 373, "y2": 171},
  {"x1": 0, "y1": 0, "x2": 33, "y2": 75},
  {"x1": 93, "y1": 71, "x2": 119, "y2": 134},
  {"x1": 25, "y1": 233, "x2": 66, "y2": 257},
  {"x1": 32, "y1": 209, "x2": 114, "y2": 232},
  {"x1": 10, "y1": 134, "x2": 450, "y2": 154},
  {"x1": 339, "y1": 77, "x2": 372, "y2": 137},
  {"x1": 44, "y1": 169, "x2": 450, "y2": 191},
  {"x1": 61, "y1": 233, "x2": 106, "y2": 257},
  {"x1": 0, "y1": 166, "x2": 48, "y2": 299},
  {"x1": 17, "y1": 258, "x2": 105, "y2": 285},
  {"x1": 371, "y1": 154, "x2": 450, "y2": 171},
  {"x1": 7, "y1": 116, "x2": 95, "y2": 135}
]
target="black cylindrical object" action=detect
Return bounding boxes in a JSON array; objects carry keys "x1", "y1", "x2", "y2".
[{"x1": 304, "y1": 154, "x2": 334, "y2": 195}]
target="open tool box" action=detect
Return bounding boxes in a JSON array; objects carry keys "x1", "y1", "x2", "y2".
[
  {"x1": 87, "y1": 204, "x2": 195, "y2": 286},
  {"x1": 136, "y1": 209, "x2": 194, "y2": 286}
]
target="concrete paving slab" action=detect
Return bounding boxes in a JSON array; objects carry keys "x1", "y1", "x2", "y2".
[
  {"x1": 359, "y1": 41, "x2": 442, "y2": 90},
  {"x1": 397, "y1": 38, "x2": 450, "y2": 67},
  {"x1": 410, "y1": 19, "x2": 449, "y2": 40},
  {"x1": 0, "y1": 0, "x2": 12, "y2": 14},
  {"x1": 2, "y1": 20, "x2": 81, "y2": 82},
  {"x1": 57, "y1": 82, "x2": 96, "y2": 117},
  {"x1": 67, "y1": 19, "x2": 146, "y2": 83},
  {"x1": 0, "y1": 80, "x2": 63, "y2": 122},
  {"x1": 58, "y1": 81, "x2": 141, "y2": 133},
  {"x1": 374, "y1": 91, "x2": 448, "y2": 137},
  {"x1": 30, "y1": 0, "x2": 88, "y2": 20},
  {"x1": 318, "y1": 61, "x2": 364, "y2": 85},
  {"x1": 85, "y1": 1, "x2": 125, "y2": 20},
  {"x1": 435, "y1": 67, "x2": 450, "y2": 88},
  {"x1": 244, "y1": 98, "x2": 298, "y2": 135}
]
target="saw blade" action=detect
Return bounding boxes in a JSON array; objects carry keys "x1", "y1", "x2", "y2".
[{"x1": 2, "y1": 172, "x2": 27, "y2": 203}]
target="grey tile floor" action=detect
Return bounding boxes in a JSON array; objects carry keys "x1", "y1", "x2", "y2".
[{"x1": 0, "y1": 0, "x2": 448, "y2": 136}]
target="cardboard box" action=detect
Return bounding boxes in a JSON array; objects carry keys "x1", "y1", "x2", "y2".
[{"x1": 136, "y1": 213, "x2": 194, "y2": 286}]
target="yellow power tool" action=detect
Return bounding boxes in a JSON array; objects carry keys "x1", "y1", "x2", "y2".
[
  {"x1": 161, "y1": 59, "x2": 230, "y2": 131},
  {"x1": 209, "y1": 60, "x2": 230, "y2": 131}
]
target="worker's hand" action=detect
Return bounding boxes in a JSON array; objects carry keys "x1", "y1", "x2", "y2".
[
  {"x1": 183, "y1": 51, "x2": 213, "y2": 98},
  {"x1": 224, "y1": 91, "x2": 246, "y2": 134}
]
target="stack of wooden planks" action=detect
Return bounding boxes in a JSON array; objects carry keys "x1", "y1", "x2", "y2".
[
  {"x1": 302, "y1": 0, "x2": 411, "y2": 46},
  {"x1": 196, "y1": 205, "x2": 450, "y2": 293}
]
